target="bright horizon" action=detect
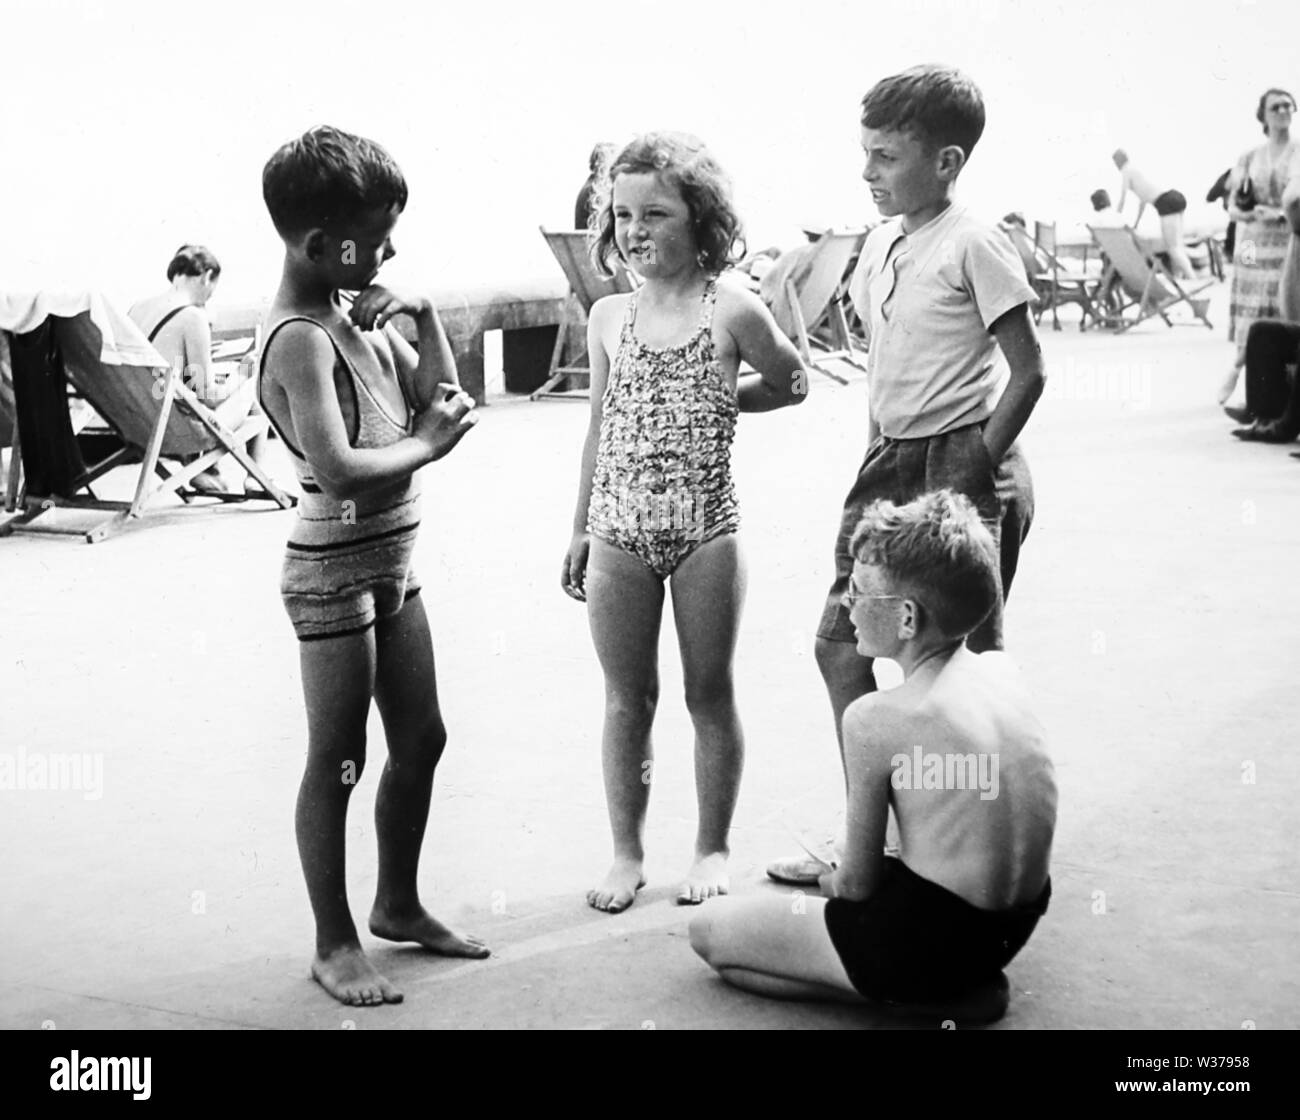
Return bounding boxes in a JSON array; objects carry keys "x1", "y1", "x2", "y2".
[{"x1": 1, "y1": 0, "x2": 1296, "y2": 308}]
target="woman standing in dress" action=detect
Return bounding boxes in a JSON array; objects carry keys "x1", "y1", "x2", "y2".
[{"x1": 1221, "y1": 88, "x2": 1296, "y2": 411}]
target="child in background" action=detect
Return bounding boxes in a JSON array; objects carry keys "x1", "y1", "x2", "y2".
[
  {"x1": 561, "y1": 132, "x2": 808, "y2": 913},
  {"x1": 258, "y1": 126, "x2": 486, "y2": 1006}
]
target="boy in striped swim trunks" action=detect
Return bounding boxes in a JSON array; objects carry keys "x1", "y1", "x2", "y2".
[{"x1": 258, "y1": 126, "x2": 485, "y2": 1007}]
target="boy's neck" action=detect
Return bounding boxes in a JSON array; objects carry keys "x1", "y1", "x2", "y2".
[
  {"x1": 896, "y1": 636, "x2": 966, "y2": 679},
  {"x1": 276, "y1": 256, "x2": 341, "y2": 316},
  {"x1": 900, "y1": 197, "x2": 954, "y2": 235}
]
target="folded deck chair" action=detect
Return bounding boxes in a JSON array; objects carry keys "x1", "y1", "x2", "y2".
[
  {"x1": 1087, "y1": 226, "x2": 1215, "y2": 333},
  {"x1": 1003, "y1": 222, "x2": 1103, "y2": 332},
  {"x1": 534, "y1": 228, "x2": 639, "y2": 401},
  {"x1": 761, "y1": 228, "x2": 869, "y2": 384},
  {"x1": 0, "y1": 292, "x2": 293, "y2": 543}
]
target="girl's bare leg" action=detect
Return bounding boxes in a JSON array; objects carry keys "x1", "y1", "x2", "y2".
[
  {"x1": 368, "y1": 593, "x2": 489, "y2": 959},
  {"x1": 586, "y1": 538, "x2": 666, "y2": 913},
  {"x1": 669, "y1": 533, "x2": 746, "y2": 903}
]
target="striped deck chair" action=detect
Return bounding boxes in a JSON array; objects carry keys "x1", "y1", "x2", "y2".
[
  {"x1": 533, "y1": 228, "x2": 639, "y2": 401},
  {"x1": 1088, "y1": 225, "x2": 1215, "y2": 333},
  {"x1": 761, "y1": 228, "x2": 869, "y2": 384},
  {"x1": 1, "y1": 301, "x2": 293, "y2": 543}
]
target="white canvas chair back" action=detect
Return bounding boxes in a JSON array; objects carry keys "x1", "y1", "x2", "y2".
[
  {"x1": 540, "y1": 229, "x2": 637, "y2": 311},
  {"x1": 1088, "y1": 225, "x2": 1178, "y2": 304}
]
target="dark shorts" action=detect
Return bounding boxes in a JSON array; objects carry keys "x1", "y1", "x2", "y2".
[
  {"x1": 1153, "y1": 189, "x2": 1187, "y2": 217},
  {"x1": 824, "y1": 857, "x2": 1052, "y2": 1003},
  {"x1": 816, "y1": 422, "x2": 1034, "y2": 650}
]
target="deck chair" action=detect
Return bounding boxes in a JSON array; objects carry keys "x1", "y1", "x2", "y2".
[
  {"x1": 533, "y1": 228, "x2": 639, "y2": 401},
  {"x1": 1003, "y1": 222, "x2": 1103, "y2": 331},
  {"x1": 1087, "y1": 226, "x2": 1215, "y2": 333},
  {"x1": 0, "y1": 294, "x2": 293, "y2": 543},
  {"x1": 761, "y1": 228, "x2": 869, "y2": 384}
]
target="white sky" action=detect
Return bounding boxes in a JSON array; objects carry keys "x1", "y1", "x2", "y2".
[{"x1": 1, "y1": 0, "x2": 1296, "y2": 304}]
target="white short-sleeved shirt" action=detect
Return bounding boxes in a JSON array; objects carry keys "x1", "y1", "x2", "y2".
[{"x1": 849, "y1": 204, "x2": 1035, "y2": 439}]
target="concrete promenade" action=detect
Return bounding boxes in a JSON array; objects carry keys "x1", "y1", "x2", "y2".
[{"x1": 2, "y1": 288, "x2": 1297, "y2": 1030}]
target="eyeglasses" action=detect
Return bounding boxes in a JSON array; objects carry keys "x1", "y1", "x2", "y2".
[
  {"x1": 1267, "y1": 103, "x2": 1295, "y2": 113},
  {"x1": 842, "y1": 583, "x2": 906, "y2": 610}
]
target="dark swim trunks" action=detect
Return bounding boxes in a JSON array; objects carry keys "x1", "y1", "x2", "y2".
[
  {"x1": 1153, "y1": 189, "x2": 1187, "y2": 217},
  {"x1": 823, "y1": 857, "x2": 1051, "y2": 1003}
]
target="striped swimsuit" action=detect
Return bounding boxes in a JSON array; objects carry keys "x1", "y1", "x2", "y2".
[
  {"x1": 587, "y1": 276, "x2": 740, "y2": 578},
  {"x1": 258, "y1": 315, "x2": 421, "y2": 642}
]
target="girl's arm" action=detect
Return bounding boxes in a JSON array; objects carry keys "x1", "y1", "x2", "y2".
[
  {"x1": 824, "y1": 697, "x2": 893, "y2": 901},
  {"x1": 722, "y1": 287, "x2": 809, "y2": 412},
  {"x1": 266, "y1": 321, "x2": 475, "y2": 500},
  {"x1": 349, "y1": 286, "x2": 459, "y2": 411},
  {"x1": 561, "y1": 298, "x2": 617, "y2": 600}
]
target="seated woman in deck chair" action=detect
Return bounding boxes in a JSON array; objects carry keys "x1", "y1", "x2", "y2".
[{"x1": 129, "y1": 245, "x2": 271, "y2": 496}]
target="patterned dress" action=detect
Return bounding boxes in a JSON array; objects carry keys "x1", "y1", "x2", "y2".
[
  {"x1": 587, "y1": 276, "x2": 739, "y2": 578},
  {"x1": 1229, "y1": 141, "x2": 1297, "y2": 361}
]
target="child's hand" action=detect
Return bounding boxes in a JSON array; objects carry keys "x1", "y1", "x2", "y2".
[
  {"x1": 348, "y1": 285, "x2": 431, "y2": 332},
  {"x1": 414, "y1": 383, "x2": 479, "y2": 461},
  {"x1": 818, "y1": 869, "x2": 838, "y2": 898},
  {"x1": 561, "y1": 532, "x2": 590, "y2": 601}
]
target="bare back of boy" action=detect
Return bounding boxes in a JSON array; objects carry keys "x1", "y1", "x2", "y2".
[{"x1": 846, "y1": 646, "x2": 1056, "y2": 911}]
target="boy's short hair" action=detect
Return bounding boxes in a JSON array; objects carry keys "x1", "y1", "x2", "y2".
[
  {"x1": 262, "y1": 125, "x2": 408, "y2": 237},
  {"x1": 166, "y1": 244, "x2": 220, "y2": 281},
  {"x1": 592, "y1": 131, "x2": 745, "y2": 277},
  {"x1": 1090, "y1": 189, "x2": 1112, "y2": 212},
  {"x1": 848, "y1": 489, "x2": 999, "y2": 640},
  {"x1": 860, "y1": 65, "x2": 985, "y2": 160}
]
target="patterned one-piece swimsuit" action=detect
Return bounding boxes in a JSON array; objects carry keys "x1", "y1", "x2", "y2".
[{"x1": 587, "y1": 276, "x2": 740, "y2": 579}]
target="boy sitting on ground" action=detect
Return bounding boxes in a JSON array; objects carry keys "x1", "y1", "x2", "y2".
[{"x1": 691, "y1": 490, "x2": 1057, "y2": 1024}]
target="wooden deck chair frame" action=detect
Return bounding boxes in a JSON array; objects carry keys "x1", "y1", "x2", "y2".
[
  {"x1": 1087, "y1": 225, "x2": 1215, "y2": 334},
  {"x1": 1006, "y1": 223, "x2": 1104, "y2": 332},
  {"x1": 533, "y1": 228, "x2": 639, "y2": 401},
  {"x1": 782, "y1": 229, "x2": 869, "y2": 384},
  {"x1": 1, "y1": 316, "x2": 294, "y2": 543}
]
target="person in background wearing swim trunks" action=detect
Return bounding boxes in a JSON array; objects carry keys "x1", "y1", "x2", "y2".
[
  {"x1": 691, "y1": 490, "x2": 1056, "y2": 1025},
  {"x1": 1112, "y1": 148, "x2": 1197, "y2": 279},
  {"x1": 561, "y1": 132, "x2": 808, "y2": 914},
  {"x1": 258, "y1": 126, "x2": 486, "y2": 1007}
]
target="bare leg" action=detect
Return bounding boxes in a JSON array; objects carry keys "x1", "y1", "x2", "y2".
[
  {"x1": 816, "y1": 637, "x2": 896, "y2": 854},
  {"x1": 1160, "y1": 213, "x2": 1196, "y2": 279},
  {"x1": 296, "y1": 631, "x2": 402, "y2": 1006},
  {"x1": 669, "y1": 534, "x2": 746, "y2": 903},
  {"x1": 585, "y1": 538, "x2": 665, "y2": 913},
  {"x1": 368, "y1": 593, "x2": 489, "y2": 959},
  {"x1": 689, "y1": 895, "x2": 864, "y2": 1002}
]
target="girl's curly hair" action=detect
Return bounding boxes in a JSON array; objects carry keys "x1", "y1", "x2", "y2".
[{"x1": 590, "y1": 132, "x2": 745, "y2": 277}]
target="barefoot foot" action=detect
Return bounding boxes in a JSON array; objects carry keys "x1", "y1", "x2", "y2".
[
  {"x1": 587, "y1": 858, "x2": 645, "y2": 914},
  {"x1": 368, "y1": 906, "x2": 491, "y2": 958},
  {"x1": 311, "y1": 945, "x2": 403, "y2": 1007},
  {"x1": 677, "y1": 852, "x2": 729, "y2": 905}
]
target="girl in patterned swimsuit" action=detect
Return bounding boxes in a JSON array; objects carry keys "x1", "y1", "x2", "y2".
[
  {"x1": 258, "y1": 127, "x2": 486, "y2": 1008},
  {"x1": 561, "y1": 133, "x2": 810, "y2": 913}
]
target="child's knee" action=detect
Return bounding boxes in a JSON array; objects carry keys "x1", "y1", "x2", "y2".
[
  {"x1": 688, "y1": 912, "x2": 716, "y2": 963},
  {"x1": 606, "y1": 686, "x2": 659, "y2": 722},
  {"x1": 683, "y1": 674, "x2": 736, "y2": 718},
  {"x1": 814, "y1": 636, "x2": 860, "y2": 680}
]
